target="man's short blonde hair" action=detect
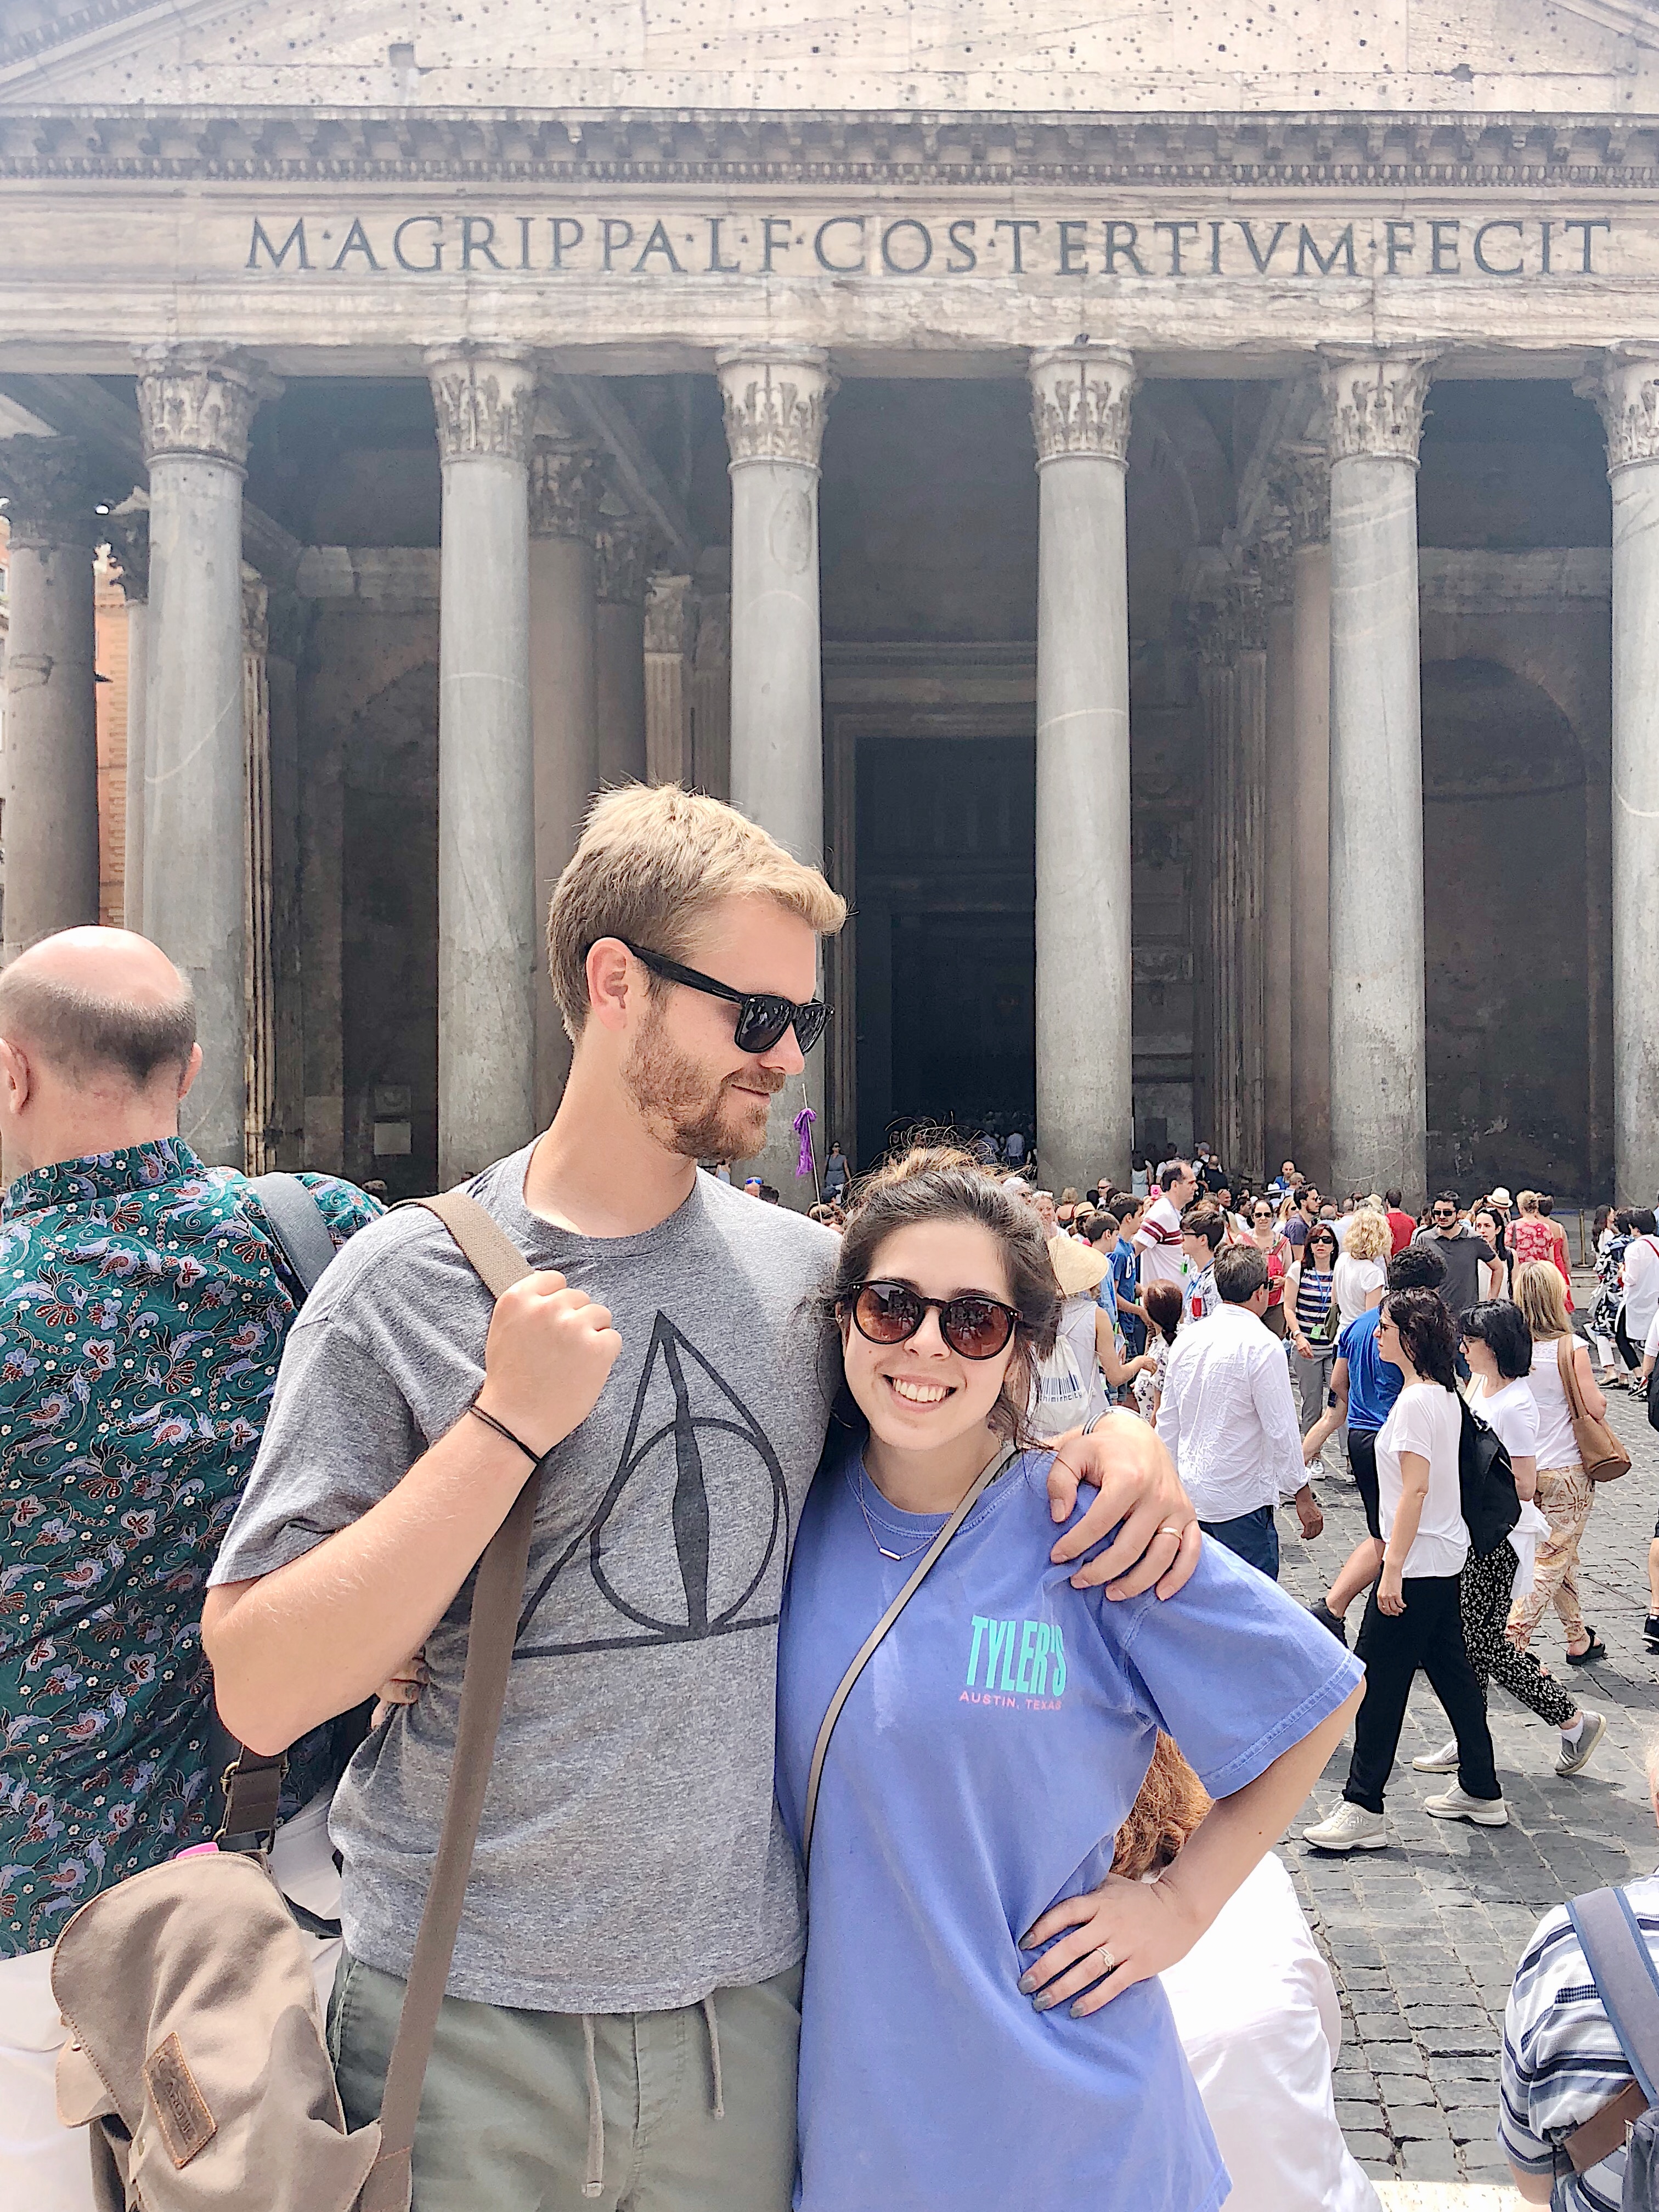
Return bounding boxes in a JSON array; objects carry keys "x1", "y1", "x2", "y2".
[{"x1": 546, "y1": 783, "x2": 848, "y2": 1038}]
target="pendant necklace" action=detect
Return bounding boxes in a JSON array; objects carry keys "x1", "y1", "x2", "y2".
[{"x1": 853, "y1": 1466, "x2": 936, "y2": 1562}]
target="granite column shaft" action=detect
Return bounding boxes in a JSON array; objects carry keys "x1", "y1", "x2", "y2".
[
  {"x1": 1029, "y1": 346, "x2": 1137, "y2": 1194},
  {"x1": 1323, "y1": 352, "x2": 1434, "y2": 1202},
  {"x1": 427, "y1": 344, "x2": 538, "y2": 1183}
]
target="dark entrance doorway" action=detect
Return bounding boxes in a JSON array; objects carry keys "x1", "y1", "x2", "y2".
[{"x1": 853, "y1": 734, "x2": 1036, "y2": 1163}]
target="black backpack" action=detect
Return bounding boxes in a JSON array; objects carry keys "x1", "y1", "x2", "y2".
[{"x1": 1457, "y1": 1397, "x2": 1522, "y2": 1560}]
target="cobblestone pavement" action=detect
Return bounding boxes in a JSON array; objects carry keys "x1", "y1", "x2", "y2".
[{"x1": 1275, "y1": 1329, "x2": 1659, "y2": 2186}]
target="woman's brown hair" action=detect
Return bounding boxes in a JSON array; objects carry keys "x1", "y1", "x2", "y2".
[
  {"x1": 1110, "y1": 1735, "x2": 1212, "y2": 1880},
  {"x1": 820, "y1": 1146, "x2": 1061, "y2": 1446}
]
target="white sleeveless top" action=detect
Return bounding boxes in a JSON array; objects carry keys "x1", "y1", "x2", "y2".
[{"x1": 1528, "y1": 1336, "x2": 1583, "y2": 1473}]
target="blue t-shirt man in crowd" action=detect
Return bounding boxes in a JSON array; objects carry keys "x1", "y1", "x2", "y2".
[{"x1": 1300, "y1": 1243, "x2": 1449, "y2": 1644}]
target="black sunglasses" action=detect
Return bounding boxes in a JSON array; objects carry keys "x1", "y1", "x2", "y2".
[
  {"x1": 844, "y1": 1279, "x2": 1022, "y2": 1361},
  {"x1": 622, "y1": 941, "x2": 829, "y2": 1056}
]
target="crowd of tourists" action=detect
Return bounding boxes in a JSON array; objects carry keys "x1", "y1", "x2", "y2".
[{"x1": 1, "y1": 785, "x2": 1656, "y2": 2211}]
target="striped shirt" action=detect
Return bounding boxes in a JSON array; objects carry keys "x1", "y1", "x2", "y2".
[
  {"x1": 1293, "y1": 1265, "x2": 1336, "y2": 1341},
  {"x1": 1498, "y1": 1873, "x2": 1659, "y2": 2210}
]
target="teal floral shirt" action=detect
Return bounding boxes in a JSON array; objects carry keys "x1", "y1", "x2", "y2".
[{"x1": 0, "y1": 1140, "x2": 380, "y2": 1956}]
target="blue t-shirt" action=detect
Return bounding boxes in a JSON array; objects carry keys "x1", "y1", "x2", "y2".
[
  {"x1": 776, "y1": 1444, "x2": 1363, "y2": 2212},
  {"x1": 1110, "y1": 1237, "x2": 1146, "y2": 1355},
  {"x1": 1339, "y1": 1306, "x2": 1402, "y2": 1434}
]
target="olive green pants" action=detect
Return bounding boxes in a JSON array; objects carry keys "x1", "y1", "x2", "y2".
[{"x1": 329, "y1": 1951, "x2": 802, "y2": 2212}]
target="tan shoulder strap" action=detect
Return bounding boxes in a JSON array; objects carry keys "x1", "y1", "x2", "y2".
[
  {"x1": 360, "y1": 1189, "x2": 539, "y2": 2212},
  {"x1": 801, "y1": 1444, "x2": 1017, "y2": 1871},
  {"x1": 1558, "y1": 1330, "x2": 1587, "y2": 1421}
]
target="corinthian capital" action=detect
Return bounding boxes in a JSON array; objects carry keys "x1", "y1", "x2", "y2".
[
  {"x1": 644, "y1": 573, "x2": 697, "y2": 657},
  {"x1": 1320, "y1": 350, "x2": 1438, "y2": 466},
  {"x1": 1028, "y1": 346, "x2": 1137, "y2": 465},
  {"x1": 1271, "y1": 442, "x2": 1330, "y2": 548},
  {"x1": 425, "y1": 344, "x2": 536, "y2": 465},
  {"x1": 528, "y1": 441, "x2": 603, "y2": 539},
  {"x1": 595, "y1": 515, "x2": 658, "y2": 606},
  {"x1": 1576, "y1": 349, "x2": 1659, "y2": 475},
  {"x1": 102, "y1": 504, "x2": 150, "y2": 602},
  {"x1": 0, "y1": 436, "x2": 101, "y2": 549},
  {"x1": 135, "y1": 346, "x2": 278, "y2": 471},
  {"x1": 716, "y1": 349, "x2": 835, "y2": 469}
]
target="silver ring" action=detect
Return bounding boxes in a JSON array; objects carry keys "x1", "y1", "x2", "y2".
[
  {"x1": 1157, "y1": 1524, "x2": 1183, "y2": 1540},
  {"x1": 1094, "y1": 1946, "x2": 1116, "y2": 1977}
]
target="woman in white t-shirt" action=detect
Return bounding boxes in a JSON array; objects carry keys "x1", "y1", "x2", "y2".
[
  {"x1": 1331, "y1": 1209, "x2": 1390, "y2": 1330},
  {"x1": 1506, "y1": 1259, "x2": 1610, "y2": 1668},
  {"x1": 1305, "y1": 1287, "x2": 1504, "y2": 1850},
  {"x1": 1412, "y1": 1301, "x2": 1605, "y2": 1783}
]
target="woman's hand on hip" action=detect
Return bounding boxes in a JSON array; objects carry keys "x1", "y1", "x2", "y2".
[{"x1": 1018, "y1": 1873, "x2": 1201, "y2": 2018}]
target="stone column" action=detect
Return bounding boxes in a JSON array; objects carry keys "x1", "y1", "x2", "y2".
[
  {"x1": 718, "y1": 348, "x2": 833, "y2": 867},
  {"x1": 1582, "y1": 349, "x2": 1659, "y2": 1203},
  {"x1": 1233, "y1": 575, "x2": 1268, "y2": 1184},
  {"x1": 137, "y1": 347, "x2": 275, "y2": 1164},
  {"x1": 528, "y1": 435, "x2": 603, "y2": 1124},
  {"x1": 1321, "y1": 350, "x2": 1436, "y2": 1202},
  {"x1": 594, "y1": 514, "x2": 653, "y2": 788},
  {"x1": 1277, "y1": 447, "x2": 1333, "y2": 1188},
  {"x1": 103, "y1": 505, "x2": 150, "y2": 934},
  {"x1": 644, "y1": 575, "x2": 697, "y2": 785},
  {"x1": 1028, "y1": 345, "x2": 1138, "y2": 1194},
  {"x1": 1260, "y1": 529, "x2": 1296, "y2": 1176},
  {"x1": 242, "y1": 571, "x2": 275, "y2": 1173},
  {"x1": 717, "y1": 347, "x2": 835, "y2": 1202},
  {"x1": 0, "y1": 438, "x2": 101, "y2": 963},
  {"x1": 692, "y1": 590, "x2": 732, "y2": 802},
  {"x1": 425, "y1": 343, "x2": 538, "y2": 1182}
]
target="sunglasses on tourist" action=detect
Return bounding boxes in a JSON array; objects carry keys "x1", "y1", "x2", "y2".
[
  {"x1": 844, "y1": 1279, "x2": 1022, "y2": 1360},
  {"x1": 621, "y1": 941, "x2": 830, "y2": 1056}
]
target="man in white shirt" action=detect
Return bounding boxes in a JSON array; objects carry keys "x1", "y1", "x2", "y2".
[
  {"x1": 1623, "y1": 1207, "x2": 1659, "y2": 1361},
  {"x1": 1156, "y1": 1243, "x2": 1323, "y2": 1579},
  {"x1": 1137, "y1": 1156, "x2": 1198, "y2": 1289}
]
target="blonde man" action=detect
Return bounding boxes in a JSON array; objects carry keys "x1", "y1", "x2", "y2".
[{"x1": 204, "y1": 785, "x2": 1199, "y2": 2212}]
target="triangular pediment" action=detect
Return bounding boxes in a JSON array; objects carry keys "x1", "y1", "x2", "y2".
[{"x1": 2, "y1": 0, "x2": 1657, "y2": 111}]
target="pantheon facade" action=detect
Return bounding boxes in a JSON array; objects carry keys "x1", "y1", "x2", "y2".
[{"x1": 2, "y1": 0, "x2": 1658, "y2": 1205}]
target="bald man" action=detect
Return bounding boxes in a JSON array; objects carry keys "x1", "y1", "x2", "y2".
[{"x1": 0, "y1": 929, "x2": 380, "y2": 2212}]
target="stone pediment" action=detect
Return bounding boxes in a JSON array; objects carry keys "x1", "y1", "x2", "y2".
[{"x1": 2, "y1": 0, "x2": 1657, "y2": 116}]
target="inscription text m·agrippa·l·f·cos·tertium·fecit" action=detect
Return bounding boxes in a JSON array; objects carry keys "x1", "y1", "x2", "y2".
[{"x1": 244, "y1": 211, "x2": 1614, "y2": 280}]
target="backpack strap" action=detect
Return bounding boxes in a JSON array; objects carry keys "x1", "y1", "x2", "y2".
[
  {"x1": 210, "y1": 1173, "x2": 342, "y2": 1853},
  {"x1": 358, "y1": 1188, "x2": 542, "y2": 2212},
  {"x1": 246, "y1": 1171, "x2": 339, "y2": 1299},
  {"x1": 802, "y1": 1443, "x2": 1017, "y2": 1870},
  {"x1": 1564, "y1": 1888, "x2": 1659, "y2": 2175}
]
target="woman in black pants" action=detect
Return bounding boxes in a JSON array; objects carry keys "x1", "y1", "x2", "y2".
[
  {"x1": 1303, "y1": 1288, "x2": 1505, "y2": 1850},
  {"x1": 1413, "y1": 1300, "x2": 1605, "y2": 1782}
]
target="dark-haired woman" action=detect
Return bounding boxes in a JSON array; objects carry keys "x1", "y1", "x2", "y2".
[
  {"x1": 1412, "y1": 1302, "x2": 1604, "y2": 1783},
  {"x1": 1285, "y1": 1223, "x2": 1340, "y2": 1435},
  {"x1": 777, "y1": 1149, "x2": 1363, "y2": 2212},
  {"x1": 1304, "y1": 1288, "x2": 1504, "y2": 1851}
]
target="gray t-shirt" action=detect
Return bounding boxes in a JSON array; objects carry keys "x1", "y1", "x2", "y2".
[{"x1": 211, "y1": 1151, "x2": 838, "y2": 2012}]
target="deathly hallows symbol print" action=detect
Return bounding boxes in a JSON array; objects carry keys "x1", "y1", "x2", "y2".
[{"x1": 515, "y1": 1312, "x2": 791, "y2": 1658}]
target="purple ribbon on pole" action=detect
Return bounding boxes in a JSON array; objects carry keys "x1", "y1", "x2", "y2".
[{"x1": 792, "y1": 1104, "x2": 817, "y2": 1180}]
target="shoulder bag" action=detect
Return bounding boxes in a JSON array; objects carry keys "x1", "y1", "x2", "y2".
[
  {"x1": 1559, "y1": 1332, "x2": 1632, "y2": 1483},
  {"x1": 52, "y1": 1189, "x2": 537, "y2": 2212},
  {"x1": 802, "y1": 1443, "x2": 1017, "y2": 1867}
]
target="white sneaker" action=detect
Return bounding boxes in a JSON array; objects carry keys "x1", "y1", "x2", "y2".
[
  {"x1": 1423, "y1": 1784, "x2": 1509, "y2": 1827},
  {"x1": 1303, "y1": 1801, "x2": 1390, "y2": 1851},
  {"x1": 1412, "y1": 1738, "x2": 1460, "y2": 1774}
]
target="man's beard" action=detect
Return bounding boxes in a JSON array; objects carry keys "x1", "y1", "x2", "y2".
[{"x1": 622, "y1": 1004, "x2": 785, "y2": 1161}]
